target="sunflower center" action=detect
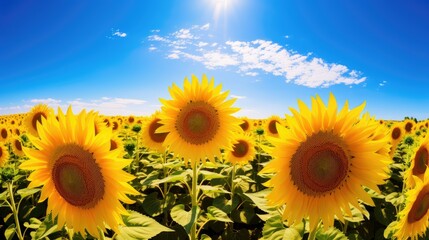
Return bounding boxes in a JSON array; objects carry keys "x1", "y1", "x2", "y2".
[
  {"x1": 268, "y1": 120, "x2": 279, "y2": 134},
  {"x1": 240, "y1": 121, "x2": 249, "y2": 131},
  {"x1": 408, "y1": 186, "x2": 429, "y2": 223},
  {"x1": 391, "y1": 127, "x2": 401, "y2": 140},
  {"x1": 232, "y1": 140, "x2": 249, "y2": 158},
  {"x1": 1, "y1": 129, "x2": 7, "y2": 139},
  {"x1": 176, "y1": 101, "x2": 220, "y2": 145},
  {"x1": 15, "y1": 140, "x2": 22, "y2": 151},
  {"x1": 413, "y1": 147, "x2": 429, "y2": 175},
  {"x1": 405, "y1": 122, "x2": 413, "y2": 132},
  {"x1": 149, "y1": 118, "x2": 168, "y2": 143},
  {"x1": 291, "y1": 132, "x2": 349, "y2": 196},
  {"x1": 52, "y1": 145, "x2": 105, "y2": 208},
  {"x1": 32, "y1": 112, "x2": 47, "y2": 130}
]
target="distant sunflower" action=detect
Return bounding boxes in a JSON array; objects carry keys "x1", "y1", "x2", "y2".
[
  {"x1": 225, "y1": 133, "x2": 256, "y2": 165},
  {"x1": 141, "y1": 113, "x2": 168, "y2": 153},
  {"x1": 0, "y1": 125, "x2": 9, "y2": 142},
  {"x1": 404, "y1": 135, "x2": 429, "y2": 189},
  {"x1": 239, "y1": 117, "x2": 252, "y2": 133},
  {"x1": 265, "y1": 115, "x2": 282, "y2": 137},
  {"x1": 394, "y1": 171, "x2": 429, "y2": 240},
  {"x1": 11, "y1": 137, "x2": 24, "y2": 157},
  {"x1": 0, "y1": 144, "x2": 9, "y2": 167},
  {"x1": 404, "y1": 119, "x2": 415, "y2": 134},
  {"x1": 260, "y1": 93, "x2": 391, "y2": 231},
  {"x1": 20, "y1": 107, "x2": 139, "y2": 237},
  {"x1": 25, "y1": 104, "x2": 53, "y2": 137},
  {"x1": 158, "y1": 74, "x2": 241, "y2": 166},
  {"x1": 109, "y1": 134, "x2": 124, "y2": 154},
  {"x1": 389, "y1": 122, "x2": 404, "y2": 157}
]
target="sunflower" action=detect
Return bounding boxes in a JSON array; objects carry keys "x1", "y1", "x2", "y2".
[
  {"x1": 0, "y1": 124, "x2": 9, "y2": 142},
  {"x1": 404, "y1": 135, "x2": 429, "y2": 189},
  {"x1": 260, "y1": 93, "x2": 391, "y2": 231},
  {"x1": 141, "y1": 112, "x2": 168, "y2": 153},
  {"x1": 239, "y1": 117, "x2": 252, "y2": 133},
  {"x1": 404, "y1": 119, "x2": 415, "y2": 134},
  {"x1": 11, "y1": 137, "x2": 24, "y2": 157},
  {"x1": 264, "y1": 115, "x2": 282, "y2": 137},
  {"x1": 394, "y1": 170, "x2": 429, "y2": 240},
  {"x1": 20, "y1": 107, "x2": 139, "y2": 237},
  {"x1": 158, "y1": 74, "x2": 241, "y2": 166},
  {"x1": 109, "y1": 134, "x2": 124, "y2": 154},
  {"x1": 225, "y1": 133, "x2": 256, "y2": 165},
  {"x1": 389, "y1": 122, "x2": 404, "y2": 157},
  {"x1": 24, "y1": 104, "x2": 53, "y2": 137},
  {"x1": 0, "y1": 144, "x2": 9, "y2": 167}
]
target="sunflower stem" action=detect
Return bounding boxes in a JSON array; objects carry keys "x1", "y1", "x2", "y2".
[
  {"x1": 162, "y1": 153, "x2": 169, "y2": 225},
  {"x1": 230, "y1": 164, "x2": 236, "y2": 231},
  {"x1": 343, "y1": 220, "x2": 349, "y2": 234},
  {"x1": 190, "y1": 161, "x2": 199, "y2": 240},
  {"x1": 7, "y1": 181, "x2": 24, "y2": 240}
]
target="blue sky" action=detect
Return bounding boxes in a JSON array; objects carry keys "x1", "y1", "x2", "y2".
[{"x1": 1, "y1": 0, "x2": 428, "y2": 120}]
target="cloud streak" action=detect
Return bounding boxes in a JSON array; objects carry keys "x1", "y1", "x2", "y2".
[
  {"x1": 0, "y1": 97, "x2": 148, "y2": 116},
  {"x1": 147, "y1": 23, "x2": 366, "y2": 88}
]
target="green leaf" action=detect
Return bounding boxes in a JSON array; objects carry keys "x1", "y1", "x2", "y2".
[
  {"x1": 385, "y1": 192, "x2": 405, "y2": 207},
  {"x1": 151, "y1": 169, "x2": 191, "y2": 186},
  {"x1": 200, "y1": 185, "x2": 230, "y2": 198},
  {"x1": 343, "y1": 204, "x2": 369, "y2": 222},
  {"x1": 17, "y1": 188, "x2": 40, "y2": 199},
  {"x1": 23, "y1": 217, "x2": 42, "y2": 229},
  {"x1": 170, "y1": 204, "x2": 201, "y2": 234},
  {"x1": 199, "y1": 170, "x2": 226, "y2": 180},
  {"x1": 34, "y1": 214, "x2": 59, "y2": 239},
  {"x1": 200, "y1": 233, "x2": 212, "y2": 240},
  {"x1": 142, "y1": 192, "x2": 162, "y2": 217},
  {"x1": 244, "y1": 189, "x2": 276, "y2": 213},
  {"x1": 315, "y1": 227, "x2": 348, "y2": 240},
  {"x1": 261, "y1": 215, "x2": 300, "y2": 240},
  {"x1": 4, "y1": 223, "x2": 15, "y2": 240},
  {"x1": 0, "y1": 189, "x2": 8, "y2": 201},
  {"x1": 139, "y1": 171, "x2": 159, "y2": 186},
  {"x1": 117, "y1": 210, "x2": 173, "y2": 240},
  {"x1": 206, "y1": 206, "x2": 232, "y2": 223},
  {"x1": 384, "y1": 220, "x2": 398, "y2": 239}
]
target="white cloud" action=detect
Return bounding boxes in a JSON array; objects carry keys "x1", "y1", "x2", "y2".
[
  {"x1": 113, "y1": 30, "x2": 127, "y2": 38},
  {"x1": 30, "y1": 98, "x2": 62, "y2": 104},
  {"x1": 147, "y1": 23, "x2": 366, "y2": 88},
  {"x1": 379, "y1": 80, "x2": 387, "y2": 87},
  {"x1": 148, "y1": 46, "x2": 157, "y2": 51},
  {"x1": 231, "y1": 95, "x2": 246, "y2": 99},
  {"x1": 167, "y1": 53, "x2": 180, "y2": 59},
  {"x1": 173, "y1": 29, "x2": 194, "y2": 39}
]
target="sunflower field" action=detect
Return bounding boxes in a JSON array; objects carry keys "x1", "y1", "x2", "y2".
[{"x1": 1, "y1": 74, "x2": 429, "y2": 240}]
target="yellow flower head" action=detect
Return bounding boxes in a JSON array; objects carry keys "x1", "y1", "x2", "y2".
[
  {"x1": 158, "y1": 74, "x2": 241, "y2": 166},
  {"x1": 260, "y1": 93, "x2": 392, "y2": 231},
  {"x1": 394, "y1": 170, "x2": 429, "y2": 240},
  {"x1": 225, "y1": 133, "x2": 256, "y2": 165},
  {"x1": 20, "y1": 107, "x2": 139, "y2": 237}
]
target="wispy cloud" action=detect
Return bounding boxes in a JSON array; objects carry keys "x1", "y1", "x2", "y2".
[
  {"x1": 147, "y1": 23, "x2": 366, "y2": 88},
  {"x1": 107, "y1": 29, "x2": 127, "y2": 39},
  {"x1": 113, "y1": 30, "x2": 127, "y2": 38},
  {"x1": 0, "y1": 97, "x2": 149, "y2": 116},
  {"x1": 379, "y1": 80, "x2": 387, "y2": 87},
  {"x1": 231, "y1": 95, "x2": 247, "y2": 99}
]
